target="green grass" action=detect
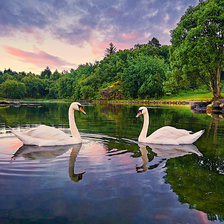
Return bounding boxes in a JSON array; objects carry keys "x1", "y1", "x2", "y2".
[
  {"x1": 156, "y1": 87, "x2": 221, "y2": 101},
  {"x1": 160, "y1": 91, "x2": 214, "y2": 101}
]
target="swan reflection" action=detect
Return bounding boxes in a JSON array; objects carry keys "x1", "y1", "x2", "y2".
[
  {"x1": 11, "y1": 143, "x2": 84, "y2": 183},
  {"x1": 11, "y1": 144, "x2": 73, "y2": 160},
  {"x1": 147, "y1": 143, "x2": 202, "y2": 158},
  {"x1": 136, "y1": 145, "x2": 149, "y2": 173},
  {"x1": 137, "y1": 143, "x2": 202, "y2": 173},
  {"x1": 69, "y1": 144, "x2": 85, "y2": 183}
]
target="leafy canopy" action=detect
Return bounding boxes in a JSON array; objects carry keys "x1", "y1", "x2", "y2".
[{"x1": 170, "y1": 0, "x2": 224, "y2": 98}]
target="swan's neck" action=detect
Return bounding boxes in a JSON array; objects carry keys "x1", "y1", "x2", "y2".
[
  {"x1": 138, "y1": 111, "x2": 149, "y2": 142},
  {"x1": 69, "y1": 106, "x2": 81, "y2": 142}
]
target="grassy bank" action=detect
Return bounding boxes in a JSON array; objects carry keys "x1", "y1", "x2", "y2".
[
  {"x1": 114, "y1": 89, "x2": 215, "y2": 102},
  {"x1": 160, "y1": 91, "x2": 214, "y2": 102},
  {"x1": 1, "y1": 89, "x2": 218, "y2": 103}
]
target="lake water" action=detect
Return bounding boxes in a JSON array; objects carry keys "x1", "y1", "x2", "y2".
[{"x1": 0, "y1": 102, "x2": 224, "y2": 224}]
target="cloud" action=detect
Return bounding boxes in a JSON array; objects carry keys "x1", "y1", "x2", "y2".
[
  {"x1": 4, "y1": 45, "x2": 73, "y2": 70},
  {"x1": 0, "y1": 0, "x2": 48, "y2": 36},
  {"x1": 0, "y1": 0, "x2": 199, "y2": 49}
]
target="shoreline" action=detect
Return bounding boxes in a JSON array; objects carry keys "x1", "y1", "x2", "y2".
[
  {"x1": 4, "y1": 99, "x2": 224, "y2": 115},
  {"x1": 5, "y1": 99, "x2": 209, "y2": 106},
  {"x1": 95, "y1": 99, "x2": 204, "y2": 105}
]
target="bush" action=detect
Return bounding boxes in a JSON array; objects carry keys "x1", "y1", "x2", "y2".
[{"x1": 0, "y1": 80, "x2": 26, "y2": 99}]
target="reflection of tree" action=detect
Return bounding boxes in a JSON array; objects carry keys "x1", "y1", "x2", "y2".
[
  {"x1": 207, "y1": 117, "x2": 219, "y2": 145},
  {"x1": 166, "y1": 155, "x2": 224, "y2": 222},
  {"x1": 135, "y1": 143, "x2": 224, "y2": 221},
  {"x1": 0, "y1": 103, "x2": 71, "y2": 127}
]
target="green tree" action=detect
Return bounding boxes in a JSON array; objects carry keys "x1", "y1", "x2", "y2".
[
  {"x1": 170, "y1": 0, "x2": 224, "y2": 99},
  {"x1": 22, "y1": 74, "x2": 47, "y2": 98},
  {"x1": 40, "y1": 66, "x2": 52, "y2": 79},
  {"x1": 0, "y1": 73, "x2": 15, "y2": 84},
  {"x1": 0, "y1": 80, "x2": 26, "y2": 99},
  {"x1": 148, "y1": 37, "x2": 161, "y2": 47},
  {"x1": 56, "y1": 76, "x2": 74, "y2": 98},
  {"x1": 80, "y1": 85, "x2": 95, "y2": 99},
  {"x1": 50, "y1": 70, "x2": 61, "y2": 81},
  {"x1": 121, "y1": 55, "x2": 169, "y2": 99},
  {"x1": 105, "y1": 42, "x2": 117, "y2": 57}
]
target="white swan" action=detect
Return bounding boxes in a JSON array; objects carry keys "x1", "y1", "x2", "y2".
[
  {"x1": 136, "y1": 106, "x2": 204, "y2": 145},
  {"x1": 11, "y1": 102, "x2": 86, "y2": 146}
]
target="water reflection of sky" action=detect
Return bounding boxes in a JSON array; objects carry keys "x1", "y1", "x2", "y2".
[{"x1": 0, "y1": 133, "x2": 211, "y2": 224}]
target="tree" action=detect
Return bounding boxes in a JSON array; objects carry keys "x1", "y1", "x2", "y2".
[
  {"x1": 148, "y1": 37, "x2": 161, "y2": 47},
  {"x1": 170, "y1": 0, "x2": 224, "y2": 99},
  {"x1": 40, "y1": 66, "x2": 52, "y2": 79},
  {"x1": 105, "y1": 42, "x2": 117, "y2": 57},
  {"x1": 50, "y1": 70, "x2": 61, "y2": 81},
  {"x1": 22, "y1": 75, "x2": 47, "y2": 98},
  {"x1": 0, "y1": 80, "x2": 26, "y2": 99},
  {"x1": 121, "y1": 55, "x2": 169, "y2": 99},
  {"x1": 56, "y1": 76, "x2": 74, "y2": 98}
]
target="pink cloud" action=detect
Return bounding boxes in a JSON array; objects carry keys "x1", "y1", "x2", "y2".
[{"x1": 4, "y1": 46, "x2": 73, "y2": 70}]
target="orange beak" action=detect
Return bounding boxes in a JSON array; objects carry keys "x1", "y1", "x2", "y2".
[
  {"x1": 80, "y1": 107, "x2": 86, "y2": 114},
  {"x1": 136, "y1": 111, "x2": 142, "y2": 118}
]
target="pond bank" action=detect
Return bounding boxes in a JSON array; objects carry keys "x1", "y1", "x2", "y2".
[
  {"x1": 2, "y1": 99, "x2": 209, "y2": 107},
  {"x1": 4, "y1": 99, "x2": 205, "y2": 106},
  {"x1": 4, "y1": 99, "x2": 224, "y2": 115},
  {"x1": 96, "y1": 99, "x2": 200, "y2": 105}
]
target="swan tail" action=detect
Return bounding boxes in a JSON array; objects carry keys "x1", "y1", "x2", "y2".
[
  {"x1": 191, "y1": 130, "x2": 205, "y2": 143},
  {"x1": 178, "y1": 130, "x2": 205, "y2": 144}
]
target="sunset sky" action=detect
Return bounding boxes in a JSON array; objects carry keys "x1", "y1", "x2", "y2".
[{"x1": 0, "y1": 0, "x2": 198, "y2": 74}]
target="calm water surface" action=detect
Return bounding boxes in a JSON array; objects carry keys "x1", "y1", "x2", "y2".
[{"x1": 0, "y1": 102, "x2": 224, "y2": 224}]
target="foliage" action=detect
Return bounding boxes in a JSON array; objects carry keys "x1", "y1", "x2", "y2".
[
  {"x1": 40, "y1": 66, "x2": 52, "y2": 79},
  {"x1": 148, "y1": 37, "x2": 161, "y2": 47},
  {"x1": 22, "y1": 74, "x2": 48, "y2": 98},
  {"x1": 0, "y1": 80, "x2": 26, "y2": 99},
  {"x1": 55, "y1": 76, "x2": 74, "y2": 98},
  {"x1": 105, "y1": 42, "x2": 117, "y2": 57},
  {"x1": 170, "y1": 0, "x2": 224, "y2": 99},
  {"x1": 121, "y1": 55, "x2": 169, "y2": 99}
]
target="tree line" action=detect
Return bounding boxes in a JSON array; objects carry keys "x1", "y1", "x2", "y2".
[
  {"x1": 0, "y1": 0, "x2": 223, "y2": 100},
  {"x1": 0, "y1": 42, "x2": 170, "y2": 100}
]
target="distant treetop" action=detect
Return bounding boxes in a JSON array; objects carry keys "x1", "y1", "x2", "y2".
[{"x1": 105, "y1": 42, "x2": 117, "y2": 57}]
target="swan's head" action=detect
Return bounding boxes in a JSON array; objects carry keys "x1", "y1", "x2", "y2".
[
  {"x1": 136, "y1": 106, "x2": 147, "y2": 118},
  {"x1": 70, "y1": 102, "x2": 86, "y2": 114}
]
